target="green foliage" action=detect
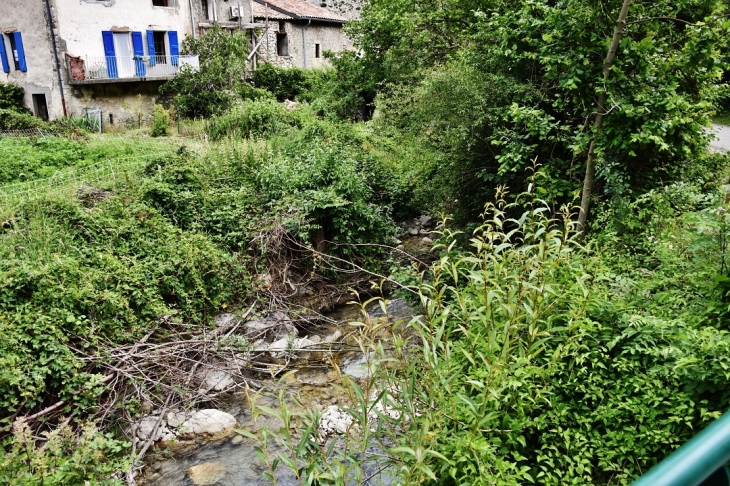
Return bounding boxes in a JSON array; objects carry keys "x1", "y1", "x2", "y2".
[
  {"x1": 0, "y1": 83, "x2": 29, "y2": 113},
  {"x1": 150, "y1": 105, "x2": 170, "y2": 137},
  {"x1": 255, "y1": 175, "x2": 730, "y2": 485},
  {"x1": 253, "y1": 63, "x2": 316, "y2": 102},
  {"x1": 161, "y1": 25, "x2": 250, "y2": 117},
  {"x1": 0, "y1": 108, "x2": 43, "y2": 130},
  {"x1": 206, "y1": 99, "x2": 305, "y2": 140},
  {"x1": 0, "y1": 137, "x2": 87, "y2": 184},
  {"x1": 0, "y1": 421, "x2": 129, "y2": 485},
  {"x1": 330, "y1": 0, "x2": 730, "y2": 221},
  {"x1": 0, "y1": 190, "x2": 251, "y2": 417}
]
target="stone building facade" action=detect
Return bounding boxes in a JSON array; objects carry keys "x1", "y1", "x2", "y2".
[{"x1": 0, "y1": 0, "x2": 346, "y2": 122}]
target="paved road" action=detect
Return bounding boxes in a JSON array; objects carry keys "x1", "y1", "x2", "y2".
[{"x1": 710, "y1": 124, "x2": 730, "y2": 152}]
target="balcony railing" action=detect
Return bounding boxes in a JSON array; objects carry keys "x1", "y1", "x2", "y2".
[{"x1": 67, "y1": 55, "x2": 199, "y2": 83}]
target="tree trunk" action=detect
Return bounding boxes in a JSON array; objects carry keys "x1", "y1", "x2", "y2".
[{"x1": 577, "y1": 0, "x2": 633, "y2": 234}]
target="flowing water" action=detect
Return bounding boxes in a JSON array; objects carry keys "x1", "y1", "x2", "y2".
[{"x1": 140, "y1": 297, "x2": 417, "y2": 486}]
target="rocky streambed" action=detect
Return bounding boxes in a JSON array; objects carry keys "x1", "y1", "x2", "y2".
[{"x1": 137, "y1": 297, "x2": 418, "y2": 486}]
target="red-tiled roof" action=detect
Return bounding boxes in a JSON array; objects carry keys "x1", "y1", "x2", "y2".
[
  {"x1": 253, "y1": 0, "x2": 346, "y2": 22},
  {"x1": 252, "y1": 3, "x2": 294, "y2": 20}
]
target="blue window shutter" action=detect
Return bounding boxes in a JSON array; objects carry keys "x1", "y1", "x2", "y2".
[
  {"x1": 168, "y1": 31, "x2": 179, "y2": 66},
  {"x1": 0, "y1": 36, "x2": 9, "y2": 73},
  {"x1": 102, "y1": 31, "x2": 118, "y2": 78},
  {"x1": 146, "y1": 30, "x2": 156, "y2": 66},
  {"x1": 131, "y1": 31, "x2": 146, "y2": 77},
  {"x1": 13, "y1": 32, "x2": 26, "y2": 72}
]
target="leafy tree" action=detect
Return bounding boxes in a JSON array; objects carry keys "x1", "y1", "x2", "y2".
[
  {"x1": 337, "y1": 0, "x2": 730, "y2": 223},
  {"x1": 160, "y1": 25, "x2": 250, "y2": 117}
]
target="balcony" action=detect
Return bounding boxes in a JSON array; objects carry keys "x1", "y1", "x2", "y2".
[{"x1": 66, "y1": 54, "x2": 199, "y2": 85}]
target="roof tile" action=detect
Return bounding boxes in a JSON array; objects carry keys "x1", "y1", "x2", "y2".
[{"x1": 253, "y1": 0, "x2": 346, "y2": 22}]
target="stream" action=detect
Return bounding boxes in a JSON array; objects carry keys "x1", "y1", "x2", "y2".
[{"x1": 139, "y1": 297, "x2": 418, "y2": 486}]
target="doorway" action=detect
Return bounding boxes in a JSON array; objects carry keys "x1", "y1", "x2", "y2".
[
  {"x1": 113, "y1": 32, "x2": 135, "y2": 78},
  {"x1": 32, "y1": 94, "x2": 49, "y2": 121}
]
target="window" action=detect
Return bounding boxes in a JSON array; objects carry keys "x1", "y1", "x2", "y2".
[
  {"x1": 153, "y1": 31, "x2": 167, "y2": 64},
  {"x1": 276, "y1": 33, "x2": 288, "y2": 56},
  {"x1": 315, "y1": 43, "x2": 320, "y2": 58},
  {"x1": 7, "y1": 34, "x2": 20, "y2": 71},
  {"x1": 201, "y1": 0, "x2": 209, "y2": 19},
  {"x1": 277, "y1": 21, "x2": 288, "y2": 56},
  {"x1": 152, "y1": 0, "x2": 170, "y2": 6},
  {"x1": 0, "y1": 32, "x2": 27, "y2": 73}
]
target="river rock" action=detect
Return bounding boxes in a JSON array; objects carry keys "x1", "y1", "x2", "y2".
[
  {"x1": 213, "y1": 313, "x2": 238, "y2": 329},
  {"x1": 180, "y1": 409, "x2": 237, "y2": 437},
  {"x1": 166, "y1": 410, "x2": 195, "y2": 428},
  {"x1": 422, "y1": 237, "x2": 432, "y2": 244},
  {"x1": 135, "y1": 416, "x2": 174, "y2": 442},
  {"x1": 419, "y1": 215, "x2": 434, "y2": 227},
  {"x1": 318, "y1": 405, "x2": 356, "y2": 441},
  {"x1": 200, "y1": 370, "x2": 235, "y2": 392},
  {"x1": 408, "y1": 227, "x2": 419, "y2": 236},
  {"x1": 268, "y1": 336, "x2": 316, "y2": 359},
  {"x1": 188, "y1": 462, "x2": 226, "y2": 485},
  {"x1": 243, "y1": 311, "x2": 296, "y2": 340}
]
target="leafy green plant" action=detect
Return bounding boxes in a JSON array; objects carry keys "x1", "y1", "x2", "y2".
[
  {"x1": 247, "y1": 174, "x2": 730, "y2": 485},
  {"x1": 161, "y1": 25, "x2": 250, "y2": 118},
  {"x1": 150, "y1": 105, "x2": 170, "y2": 137},
  {"x1": 0, "y1": 420, "x2": 129, "y2": 485}
]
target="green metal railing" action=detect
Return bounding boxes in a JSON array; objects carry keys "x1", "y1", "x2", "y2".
[{"x1": 632, "y1": 412, "x2": 730, "y2": 486}]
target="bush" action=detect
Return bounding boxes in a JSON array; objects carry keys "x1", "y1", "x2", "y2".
[
  {"x1": 150, "y1": 105, "x2": 170, "y2": 137},
  {"x1": 253, "y1": 63, "x2": 314, "y2": 102},
  {"x1": 256, "y1": 177, "x2": 730, "y2": 485},
  {"x1": 206, "y1": 99, "x2": 305, "y2": 140},
  {"x1": 0, "y1": 108, "x2": 43, "y2": 130},
  {"x1": 0, "y1": 421, "x2": 129, "y2": 485},
  {"x1": 0, "y1": 83, "x2": 29, "y2": 113},
  {"x1": 161, "y1": 25, "x2": 249, "y2": 118}
]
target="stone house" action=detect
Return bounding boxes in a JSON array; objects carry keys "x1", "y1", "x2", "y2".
[{"x1": 0, "y1": 0, "x2": 346, "y2": 122}]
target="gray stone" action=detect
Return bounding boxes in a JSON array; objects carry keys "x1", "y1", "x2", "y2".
[
  {"x1": 419, "y1": 215, "x2": 434, "y2": 227},
  {"x1": 166, "y1": 410, "x2": 194, "y2": 428},
  {"x1": 188, "y1": 462, "x2": 226, "y2": 486},
  {"x1": 200, "y1": 370, "x2": 234, "y2": 392},
  {"x1": 135, "y1": 416, "x2": 173, "y2": 442},
  {"x1": 213, "y1": 313, "x2": 238, "y2": 328},
  {"x1": 422, "y1": 237, "x2": 432, "y2": 244},
  {"x1": 419, "y1": 228, "x2": 429, "y2": 235},
  {"x1": 408, "y1": 227, "x2": 419, "y2": 236},
  {"x1": 180, "y1": 409, "x2": 237, "y2": 436},
  {"x1": 243, "y1": 311, "x2": 296, "y2": 339},
  {"x1": 318, "y1": 405, "x2": 356, "y2": 441}
]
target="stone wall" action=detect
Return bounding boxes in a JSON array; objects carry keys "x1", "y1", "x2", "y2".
[
  {"x1": 256, "y1": 20, "x2": 346, "y2": 69},
  {"x1": 0, "y1": 0, "x2": 63, "y2": 118},
  {"x1": 68, "y1": 80, "x2": 167, "y2": 126}
]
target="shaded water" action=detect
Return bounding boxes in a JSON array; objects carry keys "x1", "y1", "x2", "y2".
[{"x1": 140, "y1": 297, "x2": 417, "y2": 486}]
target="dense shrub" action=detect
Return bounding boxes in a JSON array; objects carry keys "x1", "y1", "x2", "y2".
[
  {"x1": 253, "y1": 63, "x2": 316, "y2": 102},
  {"x1": 0, "y1": 108, "x2": 42, "y2": 130},
  {"x1": 150, "y1": 105, "x2": 170, "y2": 137},
  {"x1": 160, "y1": 25, "x2": 249, "y2": 117},
  {"x1": 261, "y1": 179, "x2": 730, "y2": 485},
  {"x1": 0, "y1": 421, "x2": 129, "y2": 485},
  {"x1": 0, "y1": 83, "x2": 29, "y2": 113},
  {"x1": 0, "y1": 194, "x2": 251, "y2": 418},
  {"x1": 205, "y1": 99, "x2": 304, "y2": 140}
]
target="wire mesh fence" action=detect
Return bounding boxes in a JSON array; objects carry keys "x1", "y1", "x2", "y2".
[
  {"x1": 0, "y1": 128, "x2": 60, "y2": 139},
  {"x1": 0, "y1": 133, "x2": 200, "y2": 210}
]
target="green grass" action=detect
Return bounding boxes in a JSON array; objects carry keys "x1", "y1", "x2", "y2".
[{"x1": 712, "y1": 111, "x2": 730, "y2": 126}]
